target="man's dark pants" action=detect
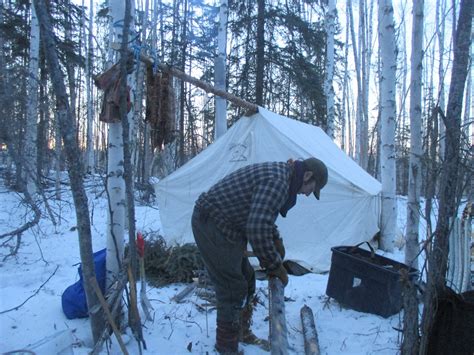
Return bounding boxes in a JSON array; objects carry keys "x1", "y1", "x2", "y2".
[{"x1": 192, "y1": 207, "x2": 256, "y2": 323}]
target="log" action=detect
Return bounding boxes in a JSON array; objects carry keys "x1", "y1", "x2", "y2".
[
  {"x1": 171, "y1": 281, "x2": 197, "y2": 303},
  {"x1": 110, "y1": 43, "x2": 258, "y2": 115},
  {"x1": 300, "y1": 305, "x2": 320, "y2": 355},
  {"x1": 269, "y1": 277, "x2": 289, "y2": 355}
]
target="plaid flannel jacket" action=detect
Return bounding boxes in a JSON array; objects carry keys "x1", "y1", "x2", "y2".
[{"x1": 195, "y1": 161, "x2": 291, "y2": 270}]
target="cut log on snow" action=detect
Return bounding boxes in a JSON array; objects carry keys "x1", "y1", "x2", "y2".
[
  {"x1": 171, "y1": 281, "x2": 198, "y2": 303},
  {"x1": 269, "y1": 277, "x2": 289, "y2": 355},
  {"x1": 110, "y1": 43, "x2": 258, "y2": 115},
  {"x1": 300, "y1": 305, "x2": 320, "y2": 355}
]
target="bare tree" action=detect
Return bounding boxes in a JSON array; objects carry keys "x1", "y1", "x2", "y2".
[
  {"x1": 406, "y1": 0, "x2": 424, "y2": 271},
  {"x1": 255, "y1": 0, "x2": 265, "y2": 106},
  {"x1": 85, "y1": 0, "x2": 95, "y2": 173},
  {"x1": 215, "y1": 0, "x2": 228, "y2": 140},
  {"x1": 25, "y1": 3, "x2": 40, "y2": 194},
  {"x1": 402, "y1": 1, "x2": 424, "y2": 353},
  {"x1": 324, "y1": 0, "x2": 336, "y2": 139},
  {"x1": 32, "y1": 0, "x2": 102, "y2": 342},
  {"x1": 347, "y1": 0, "x2": 365, "y2": 169},
  {"x1": 378, "y1": 0, "x2": 398, "y2": 252},
  {"x1": 436, "y1": 0, "x2": 447, "y2": 159},
  {"x1": 419, "y1": 0, "x2": 473, "y2": 352}
]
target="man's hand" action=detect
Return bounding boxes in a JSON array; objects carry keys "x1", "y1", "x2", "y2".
[
  {"x1": 267, "y1": 264, "x2": 288, "y2": 287},
  {"x1": 274, "y1": 238, "x2": 285, "y2": 260}
]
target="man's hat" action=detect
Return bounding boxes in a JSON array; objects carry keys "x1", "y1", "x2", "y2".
[{"x1": 302, "y1": 157, "x2": 328, "y2": 200}]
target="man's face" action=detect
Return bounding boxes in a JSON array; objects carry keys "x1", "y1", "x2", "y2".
[{"x1": 298, "y1": 171, "x2": 316, "y2": 196}]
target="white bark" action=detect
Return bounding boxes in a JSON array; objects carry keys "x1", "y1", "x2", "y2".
[
  {"x1": 437, "y1": 0, "x2": 447, "y2": 159},
  {"x1": 405, "y1": 0, "x2": 424, "y2": 268},
  {"x1": 85, "y1": 0, "x2": 95, "y2": 174},
  {"x1": 133, "y1": 0, "x2": 148, "y2": 180},
  {"x1": 106, "y1": 0, "x2": 127, "y2": 289},
  {"x1": 359, "y1": 0, "x2": 369, "y2": 170},
  {"x1": 214, "y1": 0, "x2": 228, "y2": 140},
  {"x1": 324, "y1": 0, "x2": 336, "y2": 140},
  {"x1": 347, "y1": 0, "x2": 364, "y2": 169},
  {"x1": 341, "y1": 5, "x2": 350, "y2": 153},
  {"x1": 55, "y1": 112, "x2": 61, "y2": 200},
  {"x1": 462, "y1": 35, "x2": 472, "y2": 146},
  {"x1": 25, "y1": 4, "x2": 40, "y2": 194},
  {"x1": 378, "y1": 0, "x2": 397, "y2": 252}
]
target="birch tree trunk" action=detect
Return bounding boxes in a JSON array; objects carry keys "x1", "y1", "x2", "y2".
[
  {"x1": 359, "y1": 0, "x2": 369, "y2": 170},
  {"x1": 143, "y1": 0, "x2": 158, "y2": 182},
  {"x1": 437, "y1": 0, "x2": 447, "y2": 160},
  {"x1": 25, "y1": 3, "x2": 40, "y2": 194},
  {"x1": 462, "y1": 37, "x2": 472, "y2": 151},
  {"x1": 405, "y1": 0, "x2": 424, "y2": 269},
  {"x1": 133, "y1": 0, "x2": 148, "y2": 183},
  {"x1": 85, "y1": 0, "x2": 95, "y2": 173},
  {"x1": 378, "y1": 0, "x2": 397, "y2": 252},
  {"x1": 340, "y1": 5, "x2": 350, "y2": 153},
  {"x1": 255, "y1": 0, "x2": 265, "y2": 106},
  {"x1": 420, "y1": 0, "x2": 473, "y2": 352},
  {"x1": 106, "y1": 0, "x2": 127, "y2": 290},
  {"x1": 33, "y1": 0, "x2": 102, "y2": 342},
  {"x1": 214, "y1": 0, "x2": 228, "y2": 140},
  {"x1": 347, "y1": 0, "x2": 364, "y2": 168},
  {"x1": 324, "y1": 0, "x2": 336, "y2": 139},
  {"x1": 402, "y1": 1, "x2": 424, "y2": 352}
]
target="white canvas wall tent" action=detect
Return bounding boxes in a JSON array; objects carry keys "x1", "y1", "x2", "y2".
[{"x1": 154, "y1": 107, "x2": 381, "y2": 272}]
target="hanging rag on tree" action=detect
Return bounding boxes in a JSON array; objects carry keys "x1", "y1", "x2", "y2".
[
  {"x1": 94, "y1": 55, "x2": 135, "y2": 123},
  {"x1": 145, "y1": 66, "x2": 175, "y2": 150}
]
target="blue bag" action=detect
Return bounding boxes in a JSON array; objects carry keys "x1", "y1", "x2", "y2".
[{"x1": 61, "y1": 249, "x2": 106, "y2": 319}]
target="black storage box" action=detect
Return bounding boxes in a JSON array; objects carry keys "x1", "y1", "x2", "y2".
[{"x1": 326, "y1": 245, "x2": 418, "y2": 318}]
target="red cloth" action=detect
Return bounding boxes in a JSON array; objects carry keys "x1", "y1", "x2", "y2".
[{"x1": 136, "y1": 232, "x2": 145, "y2": 258}]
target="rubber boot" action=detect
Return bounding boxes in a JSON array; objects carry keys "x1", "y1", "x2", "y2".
[
  {"x1": 239, "y1": 303, "x2": 270, "y2": 351},
  {"x1": 216, "y1": 319, "x2": 242, "y2": 355}
]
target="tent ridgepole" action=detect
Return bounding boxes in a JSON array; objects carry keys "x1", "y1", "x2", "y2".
[{"x1": 110, "y1": 43, "x2": 258, "y2": 115}]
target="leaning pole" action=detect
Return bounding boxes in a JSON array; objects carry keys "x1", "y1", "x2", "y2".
[{"x1": 269, "y1": 277, "x2": 289, "y2": 355}]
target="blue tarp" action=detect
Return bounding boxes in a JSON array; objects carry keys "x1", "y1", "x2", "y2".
[{"x1": 61, "y1": 249, "x2": 106, "y2": 319}]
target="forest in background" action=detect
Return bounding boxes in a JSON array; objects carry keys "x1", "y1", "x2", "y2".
[{"x1": 0, "y1": 0, "x2": 471, "y2": 193}]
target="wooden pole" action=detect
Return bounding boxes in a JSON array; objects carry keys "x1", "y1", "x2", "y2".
[
  {"x1": 110, "y1": 43, "x2": 258, "y2": 115},
  {"x1": 300, "y1": 305, "x2": 320, "y2": 355},
  {"x1": 90, "y1": 277, "x2": 129, "y2": 355},
  {"x1": 269, "y1": 277, "x2": 289, "y2": 355}
]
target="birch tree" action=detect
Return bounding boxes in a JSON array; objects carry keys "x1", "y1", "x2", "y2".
[
  {"x1": 359, "y1": 0, "x2": 369, "y2": 170},
  {"x1": 347, "y1": 0, "x2": 364, "y2": 168},
  {"x1": 255, "y1": 0, "x2": 265, "y2": 106},
  {"x1": 420, "y1": 0, "x2": 473, "y2": 352},
  {"x1": 340, "y1": 3, "x2": 350, "y2": 153},
  {"x1": 214, "y1": 0, "x2": 228, "y2": 140},
  {"x1": 436, "y1": 0, "x2": 447, "y2": 159},
  {"x1": 324, "y1": 0, "x2": 336, "y2": 139},
  {"x1": 405, "y1": 0, "x2": 424, "y2": 270},
  {"x1": 85, "y1": 0, "x2": 95, "y2": 173},
  {"x1": 25, "y1": 3, "x2": 40, "y2": 194},
  {"x1": 133, "y1": 0, "x2": 148, "y2": 182},
  {"x1": 378, "y1": 0, "x2": 397, "y2": 252},
  {"x1": 105, "y1": 0, "x2": 127, "y2": 290}
]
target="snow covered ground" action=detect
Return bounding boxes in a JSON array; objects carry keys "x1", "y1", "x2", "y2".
[{"x1": 0, "y1": 175, "x2": 416, "y2": 354}]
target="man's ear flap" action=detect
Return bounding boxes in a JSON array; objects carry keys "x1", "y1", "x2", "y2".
[{"x1": 303, "y1": 171, "x2": 314, "y2": 182}]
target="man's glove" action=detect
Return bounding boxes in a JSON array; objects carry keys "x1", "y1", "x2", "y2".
[
  {"x1": 267, "y1": 264, "x2": 288, "y2": 287},
  {"x1": 274, "y1": 238, "x2": 285, "y2": 260}
]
